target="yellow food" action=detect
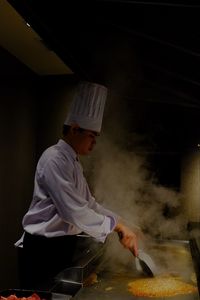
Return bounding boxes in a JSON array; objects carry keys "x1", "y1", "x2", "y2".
[
  {"x1": 105, "y1": 287, "x2": 113, "y2": 291},
  {"x1": 128, "y1": 276, "x2": 198, "y2": 297}
]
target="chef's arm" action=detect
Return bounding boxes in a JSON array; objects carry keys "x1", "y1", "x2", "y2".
[{"x1": 114, "y1": 222, "x2": 139, "y2": 257}]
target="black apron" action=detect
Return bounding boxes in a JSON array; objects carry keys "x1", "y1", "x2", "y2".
[{"x1": 18, "y1": 231, "x2": 79, "y2": 290}]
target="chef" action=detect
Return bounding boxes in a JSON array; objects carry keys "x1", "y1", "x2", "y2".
[{"x1": 15, "y1": 81, "x2": 139, "y2": 289}]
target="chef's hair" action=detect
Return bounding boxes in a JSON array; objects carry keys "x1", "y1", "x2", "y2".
[
  {"x1": 62, "y1": 124, "x2": 71, "y2": 136},
  {"x1": 62, "y1": 124, "x2": 85, "y2": 136}
]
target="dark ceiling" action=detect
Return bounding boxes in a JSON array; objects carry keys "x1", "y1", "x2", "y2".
[{"x1": 7, "y1": 0, "x2": 200, "y2": 108}]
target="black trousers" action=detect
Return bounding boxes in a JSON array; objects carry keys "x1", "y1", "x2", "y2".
[{"x1": 18, "y1": 232, "x2": 79, "y2": 290}]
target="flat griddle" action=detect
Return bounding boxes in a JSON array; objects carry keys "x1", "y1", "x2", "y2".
[{"x1": 73, "y1": 239, "x2": 199, "y2": 300}]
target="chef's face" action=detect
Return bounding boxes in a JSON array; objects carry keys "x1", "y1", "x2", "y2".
[{"x1": 74, "y1": 128, "x2": 99, "y2": 155}]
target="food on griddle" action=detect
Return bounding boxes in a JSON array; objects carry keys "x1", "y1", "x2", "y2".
[
  {"x1": 0, "y1": 293, "x2": 42, "y2": 300},
  {"x1": 128, "y1": 275, "x2": 198, "y2": 297},
  {"x1": 83, "y1": 272, "x2": 98, "y2": 287},
  {"x1": 105, "y1": 286, "x2": 113, "y2": 291}
]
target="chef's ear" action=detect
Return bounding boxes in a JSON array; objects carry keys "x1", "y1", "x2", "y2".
[{"x1": 70, "y1": 123, "x2": 80, "y2": 135}]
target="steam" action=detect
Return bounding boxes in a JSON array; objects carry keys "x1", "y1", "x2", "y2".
[
  {"x1": 81, "y1": 90, "x2": 191, "y2": 275},
  {"x1": 82, "y1": 134, "x2": 190, "y2": 275},
  {"x1": 89, "y1": 136, "x2": 187, "y2": 240}
]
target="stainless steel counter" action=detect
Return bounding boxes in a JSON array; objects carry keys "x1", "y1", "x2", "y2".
[{"x1": 50, "y1": 236, "x2": 106, "y2": 297}]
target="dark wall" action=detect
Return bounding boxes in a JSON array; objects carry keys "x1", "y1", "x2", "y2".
[
  {"x1": 0, "y1": 46, "x2": 77, "y2": 289},
  {"x1": 34, "y1": 75, "x2": 79, "y2": 160},
  {"x1": 0, "y1": 46, "x2": 37, "y2": 289}
]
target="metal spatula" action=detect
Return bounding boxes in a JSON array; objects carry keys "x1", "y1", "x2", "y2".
[
  {"x1": 135, "y1": 249, "x2": 156, "y2": 277},
  {"x1": 118, "y1": 231, "x2": 155, "y2": 277}
]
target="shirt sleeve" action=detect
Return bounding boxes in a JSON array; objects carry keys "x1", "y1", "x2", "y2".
[
  {"x1": 40, "y1": 158, "x2": 114, "y2": 242},
  {"x1": 88, "y1": 195, "x2": 120, "y2": 229}
]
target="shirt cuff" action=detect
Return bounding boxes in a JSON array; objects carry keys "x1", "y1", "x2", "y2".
[{"x1": 108, "y1": 215, "x2": 117, "y2": 231}]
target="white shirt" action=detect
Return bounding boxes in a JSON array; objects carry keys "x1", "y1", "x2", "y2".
[{"x1": 19, "y1": 139, "x2": 118, "y2": 243}]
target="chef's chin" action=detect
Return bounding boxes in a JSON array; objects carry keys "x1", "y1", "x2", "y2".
[{"x1": 82, "y1": 148, "x2": 93, "y2": 155}]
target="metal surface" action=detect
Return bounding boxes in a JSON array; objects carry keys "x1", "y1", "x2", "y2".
[
  {"x1": 73, "y1": 273, "x2": 199, "y2": 300},
  {"x1": 51, "y1": 237, "x2": 106, "y2": 296},
  {"x1": 135, "y1": 256, "x2": 154, "y2": 277},
  {"x1": 136, "y1": 249, "x2": 157, "y2": 277},
  {"x1": 190, "y1": 238, "x2": 200, "y2": 293},
  {"x1": 73, "y1": 239, "x2": 199, "y2": 300}
]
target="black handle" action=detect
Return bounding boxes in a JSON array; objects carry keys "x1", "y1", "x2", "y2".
[{"x1": 118, "y1": 231, "x2": 123, "y2": 240}]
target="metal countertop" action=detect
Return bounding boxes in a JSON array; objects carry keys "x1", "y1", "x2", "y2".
[{"x1": 73, "y1": 239, "x2": 199, "y2": 300}]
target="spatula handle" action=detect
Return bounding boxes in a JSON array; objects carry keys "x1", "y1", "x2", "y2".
[{"x1": 117, "y1": 231, "x2": 123, "y2": 240}]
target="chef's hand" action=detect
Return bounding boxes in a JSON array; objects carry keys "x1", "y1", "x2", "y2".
[{"x1": 114, "y1": 222, "x2": 138, "y2": 257}]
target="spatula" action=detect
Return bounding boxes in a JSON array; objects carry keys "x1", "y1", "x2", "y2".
[
  {"x1": 135, "y1": 249, "x2": 156, "y2": 277},
  {"x1": 118, "y1": 231, "x2": 156, "y2": 277}
]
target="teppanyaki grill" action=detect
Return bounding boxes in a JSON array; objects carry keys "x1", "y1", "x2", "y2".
[{"x1": 73, "y1": 239, "x2": 199, "y2": 300}]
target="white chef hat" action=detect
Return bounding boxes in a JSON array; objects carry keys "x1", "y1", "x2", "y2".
[{"x1": 64, "y1": 81, "x2": 107, "y2": 133}]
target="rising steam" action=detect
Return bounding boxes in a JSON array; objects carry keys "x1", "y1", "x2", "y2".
[
  {"x1": 87, "y1": 135, "x2": 187, "y2": 240},
  {"x1": 81, "y1": 89, "x2": 191, "y2": 274}
]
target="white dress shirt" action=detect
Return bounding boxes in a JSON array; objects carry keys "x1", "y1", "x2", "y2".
[{"x1": 19, "y1": 139, "x2": 118, "y2": 243}]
